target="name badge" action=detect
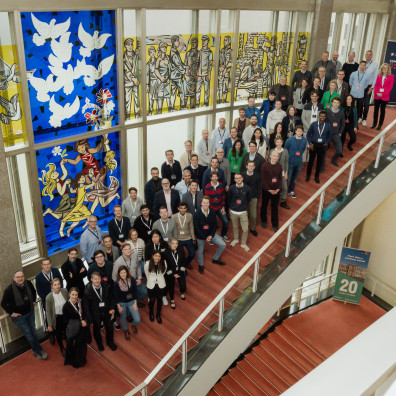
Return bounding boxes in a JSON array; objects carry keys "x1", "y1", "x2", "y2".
[
  {"x1": 164, "y1": 237, "x2": 168, "y2": 242},
  {"x1": 345, "y1": 120, "x2": 350, "y2": 124},
  {"x1": 180, "y1": 231, "x2": 185, "y2": 234},
  {"x1": 326, "y1": 105, "x2": 330, "y2": 109},
  {"x1": 103, "y1": 277, "x2": 108, "y2": 282},
  {"x1": 233, "y1": 165, "x2": 238, "y2": 169},
  {"x1": 380, "y1": 88, "x2": 384, "y2": 92},
  {"x1": 99, "y1": 302, "x2": 105, "y2": 307},
  {"x1": 119, "y1": 234, "x2": 124, "y2": 239},
  {"x1": 126, "y1": 293, "x2": 133, "y2": 299},
  {"x1": 132, "y1": 216, "x2": 137, "y2": 220},
  {"x1": 147, "y1": 230, "x2": 152, "y2": 235},
  {"x1": 333, "y1": 122, "x2": 338, "y2": 127},
  {"x1": 236, "y1": 199, "x2": 242, "y2": 204},
  {"x1": 206, "y1": 152, "x2": 210, "y2": 156},
  {"x1": 281, "y1": 96, "x2": 286, "y2": 100},
  {"x1": 98, "y1": 241, "x2": 102, "y2": 245},
  {"x1": 171, "y1": 175, "x2": 177, "y2": 180},
  {"x1": 296, "y1": 151, "x2": 301, "y2": 156},
  {"x1": 357, "y1": 85, "x2": 360, "y2": 89},
  {"x1": 219, "y1": 141, "x2": 223, "y2": 145},
  {"x1": 203, "y1": 225, "x2": 209, "y2": 230},
  {"x1": 272, "y1": 178, "x2": 277, "y2": 183},
  {"x1": 312, "y1": 114, "x2": 317, "y2": 119},
  {"x1": 318, "y1": 138, "x2": 323, "y2": 143},
  {"x1": 298, "y1": 100, "x2": 302, "y2": 104}
]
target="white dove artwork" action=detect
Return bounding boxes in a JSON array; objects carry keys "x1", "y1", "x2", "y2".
[{"x1": 21, "y1": 10, "x2": 118, "y2": 142}]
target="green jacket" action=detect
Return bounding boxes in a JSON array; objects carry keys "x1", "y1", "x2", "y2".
[
  {"x1": 228, "y1": 148, "x2": 247, "y2": 173},
  {"x1": 321, "y1": 90, "x2": 340, "y2": 110}
]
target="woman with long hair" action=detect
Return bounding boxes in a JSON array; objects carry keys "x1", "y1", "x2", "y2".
[
  {"x1": 114, "y1": 265, "x2": 140, "y2": 340},
  {"x1": 294, "y1": 77, "x2": 310, "y2": 116},
  {"x1": 269, "y1": 122, "x2": 286, "y2": 150},
  {"x1": 144, "y1": 229, "x2": 168, "y2": 260},
  {"x1": 126, "y1": 228, "x2": 145, "y2": 275},
  {"x1": 282, "y1": 105, "x2": 303, "y2": 138},
  {"x1": 341, "y1": 94, "x2": 358, "y2": 151},
  {"x1": 144, "y1": 252, "x2": 167, "y2": 323},
  {"x1": 372, "y1": 63, "x2": 395, "y2": 131},
  {"x1": 228, "y1": 138, "x2": 246, "y2": 181},
  {"x1": 251, "y1": 127, "x2": 268, "y2": 158},
  {"x1": 321, "y1": 80, "x2": 340, "y2": 109}
]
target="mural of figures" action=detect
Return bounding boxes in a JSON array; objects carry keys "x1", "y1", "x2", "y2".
[
  {"x1": 0, "y1": 46, "x2": 27, "y2": 147},
  {"x1": 145, "y1": 33, "x2": 215, "y2": 115},
  {"x1": 38, "y1": 131, "x2": 121, "y2": 255},
  {"x1": 21, "y1": 11, "x2": 118, "y2": 143},
  {"x1": 294, "y1": 32, "x2": 310, "y2": 71},
  {"x1": 217, "y1": 34, "x2": 233, "y2": 104},
  {"x1": 124, "y1": 37, "x2": 141, "y2": 119}
]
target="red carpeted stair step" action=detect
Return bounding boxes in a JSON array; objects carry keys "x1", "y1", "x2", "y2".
[
  {"x1": 220, "y1": 373, "x2": 253, "y2": 396},
  {"x1": 276, "y1": 324, "x2": 325, "y2": 365},
  {"x1": 213, "y1": 381, "x2": 236, "y2": 395},
  {"x1": 228, "y1": 366, "x2": 267, "y2": 395}
]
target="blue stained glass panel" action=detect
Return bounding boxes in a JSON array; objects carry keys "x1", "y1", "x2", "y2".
[{"x1": 21, "y1": 10, "x2": 118, "y2": 143}]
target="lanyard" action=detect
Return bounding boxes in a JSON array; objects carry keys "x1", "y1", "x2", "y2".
[
  {"x1": 142, "y1": 216, "x2": 152, "y2": 229},
  {"x1": 357, "y1": 71, "x2": 365, "y2": 83},
  {"x1": 129, "y1": 198, "x2": 137, "y2": 213},
  {"x1": 70, "y1": 300, "x2": 82, "y2": 319},
  {"x1": 123, "y1": 256, "x2": 132, "y2": 272},
  {"x1": 178, "y1": 213, "x2": 187, "y2": 229},
  {"x1": 318, "y1": 122, "x2": 325, "y2": 137},
  {"x1": 312, "y1": 104, "x2": 317, "y2": 113},
  {"x1": 115, "y1": 217, "x2": 124, "y2": 234},
  {"x1": 89, "y1": 228, "x2": 99, "y2": 239},
  {"x1": 218, "y1": 128, "x2": 226, "y2": 141},
  {"x1": 93, "y1": 286, "x2": 102, "y2": 301},
  {"x1": 160, "y1": 220, "x2": 169, "y2": 236},
  {"x1": 171, "y1": 251, "x2": 178, "y2": 265},
  {"x1": 205, "y1": 139, "x2": 208, "y2": 151},
  {"x1": 295, "y1": 137, "x2": 303, "y2": 152},
  {"x1": 320, "y1": 79, "x2": 324, "y2": 89},
  {"x1": 42, "y1": 270, "x2": 52, "y2": 282}
]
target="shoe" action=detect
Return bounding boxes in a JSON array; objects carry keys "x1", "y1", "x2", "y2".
[
  {"x1": 34, "y1": 352, "x2": 42, "y2": 360},
  {"x1": 241, "y1": 244, "x2": 250, "y2": 252},
  {"x1": 100, "y1": 322, "x2": 104, "y2": 329},
  {"x1": 261, "y1": 221, "x2": 267, "y2": 229},
  {"x1": 108, "y1": 343, "x2": 118, "y2": 351},
  {"x1": 340, "y1": 153, "x2": 344, "y2": 158},
  {"x1": 358, "y1": 118, "x2": 362, "y2": 124},
  {"x1": 315, "y1": 178, "x2": 320, "y2": 184},
  {"x1": 272, "y1": 226, "x2": 279, "y2": 232},
  {"x1": 40, "y1": 350, "x2": 48, "y2": 360},
  {"x1": 250, "y1": 229, "x2": 258, "y2": 236},
  {"x1": 162, "y1": 296, "x2": 168, "y2": 306},
  {"x1": 212, "y1": 259, "x2": 226, "y2": 265},
  {"x1": 132, "y1": 325, "x2": 137, "y2": 335},
  {"x1": 170, "y1": 300, "x2": 176, "y2": 309},
  {"x1": 305, "y1": 176, "x2": 310, "y2": 182},
  {"x1": 348, "y1": 146, "x2": 353, "y2": 151},
  {"x1": 113, "y1": 321, "x2": 121, "y2": 330},
  {"x1": 180, "y1": 294, "x2": 186, "y2": 300},
  {"x1": 124, "y1": 330, "x2": 130, "y2": 340},
  {"x1": 331, "y1": 160, "x2": 339, "y2": 167},
  {"x1": 137, "y1": 302, "x2": 145, "y2": 308},
  {"x1": 199, "y1": 266, "x2": 205, "y2": 274},
  {"x1": 186, "y1": 263, "x2": 193, "y2": 270},
  {"x1": 370, "y1": 124, "x2": 377, "y2": 129},
  {"x1": 362, "y1": 120, "x2": 367, "y2": 127},
  {"x1": 230, "y1": 239, "x2": 239, "y2": 247},
  {"x1": 222, "y1": 236, "x2": 230, "y2": 243},
  {"x1": 49, "y1": 332, "x2": 55, "y2": 345},
  {"x1": 376, "y1": 125, "x2": 382, "y2": 131},
  {"x1": 156, "y1": 314, "x2": 162, "y2": 324},
  {"x1": 98, "y1": 343, "x2": 105, "y2": 351},
  {"x1": 280, "y1": 201, "x2": 290, "y2": 210},
  {"x1": 288, "y1": 191, "x2": 296, "y2": 199},
  {"x1": 149, "y1": 312, "x2": 154, "y2": 322}
]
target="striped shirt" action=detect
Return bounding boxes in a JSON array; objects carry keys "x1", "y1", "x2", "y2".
[
  {"x1": 204, "y1": 182, "x2": 225, "y2": 211},
  {"x1": 126, "y1": 238, "x2": 145, "y2": 261}
]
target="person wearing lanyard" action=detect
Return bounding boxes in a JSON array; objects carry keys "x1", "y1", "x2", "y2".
[
  {"x1": 282, "y1": 105, "x2": 303, "y2": 138},
  {"x1": 179, "y1": 140, "x2": 198, "y2": 171},
  {"x1": 108, "y1": 205, "x2": 132, "y2": 253},
  {"x1": 62, "y1": 287, "x2": 89, "y2": 368},
  {"x1": 114, "y1": 265, "x2": 141, "y2": 340},
  {"x1": 201, "y1": 156, "x2": 226, "y2": 189},
  {"x1": 291, "y1": 60, "x2": 312, "y2": 91},
  {"x1": 260, "y1": 150, "x2": 283, "y2": 232},
  {"x1": 133, "y1": 204, "x2": 156, "y2": 244},
  {"x1": 61, "y1": 247, "x2": 87, "y2": 297},
  {"x1": 302, "y1": 77, "x2": 324, "y2": 104},
  {"x1": 245, "y1": 96, "x2": 262, "y2": 127},
  {"x1": 126, "y1": 229, "x2": 146, "y2": 276},
  {"x1": 79, "y1": 215, "x2": 107, "y2": 264},
  {"x1": 153, "y1": 206, "x2": 178, "y2": 243},
  {"x1": 311, "y1": 51, "x2": 336, "y2": 79},
  {"x1": 164, "y1": 238, "x2": 187, "y2": 309},
  {"x1": 103, "y1": 235, "x2": 120, "y2": 263},
  {"x1": 259, "y1": 91, "x2": 276, "y2": 131},
  {"x1": 362, "y1": 50, "x2": 379, "y2": 127},
  {"x1": 172, "y1": 202, "x2": 195, "y2": 269},
  {"x1": 229, "y1": 173, "x2": 251, "y2": 252},
  {"x1": 372, "y1": 63, "x2": 394, "y2": 131},
  {"x1": 175, "y1": 170, "x2": 193, "y2": 200},
  {"x1": 242, "y1": 114, "x2": 261, "y2": 148},
  {"x1": 302, "y1": 90, "x2": 324, "y2": 140},
  {"x1": 285, "y1": 125, "x2": 307, "y2": 199},
  {"x1": 35, "y1": 257, "x2": 63, "y2": 345},
  {"x1": 211, "y1": 118, "x2": 230, "y2": 150},
  {"x1": 270, "y1": 75, "x2": 293, "y2": 112},
  {"x1": 184, "y1": 154, "x2": 207, "y2": 189},
  {"x1": 317, "y1": 67, "x2": 330, "y2": 94},
  {"x1": 153, "y1": 178, "x2": 181, "y2": 218},
  {"x1": 341, "y1": 94, "x2": 358, "y2": 151},
  {"x1": 161, "y1": 150, "x2": 182, "y2": 188},
  {"x1": 321, "y1": 80, "x2": 340, "y2": 109},
  {"x1": 196, "y1": 129, "x2": 215, "y2": 167},
  {"x1": 182, "y1": 180, "x2": 203, "y2": 215},
  {"x1": 270, "y1": 137, "x2": 290, "y2": 209},
  {"x1": 349, "y1": 61, "x2": 371, "y2": 123},
  {"x1": 84, "y1": 272, "x2": 117, "y2": 352},
  {"x1": 332, "y1": 70, "x2": 348, "y2": 103},
  {"x1": 228, "y1": 139, "x2": 247, "y2": 181},
  {"x1": 294, "y1": 78, "x2": 309, "y2": 116},
  {"x1": 122, "y1": 187, "x2": 143, "y2": 226},
  {"x1": 232, "y1": 107, "x2": 250, "y2": 139},
  {"x1": 242, "y1": 161, "x2": 261, "y2": 236},
  {"x1": 306, "y1": 111, "x2": 332, "y2": 183},
  {"x1": 144, "y1": 167, "x2": 163, "y2": 213}
]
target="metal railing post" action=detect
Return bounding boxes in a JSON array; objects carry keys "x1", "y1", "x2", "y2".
[
  {"x1": 285, "y1": 222, "x2": 294, "y2": 258},
  {"x1": 0, "y1": 322, "x2": 7, "y2": 354},
  {"x1": 182, "y1": 339, "x2": 187, "y2": 374},
  {"x1": 297, "y1": 288, "x2": 303, "y2": 309},
  {"x1": 217, "y1": 297, "x2": 225, "y2": 332},
  {"x1": 374, "y1": 135, "x2": 385, "y2": 168},
  {"x1": 346, "y1": 161, "x2": 356, "y2": 196},
  {"x1": 316, "y1": 279, "x2": 322, "y2": 299},
  {"x1": 316, "y1": 191, "x2": 326, "y2": 225},
  {"x1": 371, "y1": 279, "x2": 377, "y2": 297},
  {"x1": 252, "y1": 258, "x2": 260, "y2": 293},
  {"x1": 141, "y1": 386, "x2": 147, "y2": 396}
]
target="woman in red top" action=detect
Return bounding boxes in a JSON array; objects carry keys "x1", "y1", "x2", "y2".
[{"x1": 372, "y1": 63, "x2": 395, "y2": 131}]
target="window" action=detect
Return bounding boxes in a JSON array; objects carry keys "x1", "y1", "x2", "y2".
[{"x1": 127, "y1": 128, "x2": 141, "y2": 192}]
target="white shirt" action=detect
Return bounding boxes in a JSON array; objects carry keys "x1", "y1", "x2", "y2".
[
  {"x1": 164, "y1": 190, "x2": 172, "y2": 216},
  {"x1": 53, "y1": 292, "x2": 66, "y2": 315}
]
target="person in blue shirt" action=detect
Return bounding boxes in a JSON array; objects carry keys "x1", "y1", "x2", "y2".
[
  {"x1": 349, "y1": 61, "x2": 371, "y2": 123},
  {"x1": 285, "y1": 125, "x2": 307, "y2": 199},
  {"x1": 245, "y1": 96, "x2": 262, "y2": 127},
  {"x1": 306, "y1": 111, "x2": 332, "y2": 184},
  {"x1": 259, "y1": 91, "x2": 276, "y2": 130}
]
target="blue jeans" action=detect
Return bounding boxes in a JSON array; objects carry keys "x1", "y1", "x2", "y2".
[
  {"x1": 118, "y1": 301, "x2": 141, "y2": 331},
  {"x1": 178, "y1": 239, "x2": 195, "y2": 265},
  {"x1": 139, "y1": 259, "x2": 145, "y2": 276},
  {"x1": 137, "y1": 283, "x2": 148, "y2": 301},
  {"x1": 215, "y1": 209, "x2": 229, "y2": 237},
  {"x1": 197, "y1": 233, "x2": 226, "y2": 266},
  {"x1": 11, "y1": 310, "x2": 43, "y2": 354},
  {"x1": 287, "y1": 161, "x2": 302, "y2": 193}
]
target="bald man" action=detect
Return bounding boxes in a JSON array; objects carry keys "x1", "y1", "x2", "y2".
[
  {"x1": 80, "y1": 215, "x2": 107, "y2": 263},
  {"x1": 212, "y1": 118, "x2": 230, "y2": 150},
  {"x1": 331, "y1": 51, "x2": 342, "y2": 75},
  {"x1": 197, "y1": 129, "x2": 215, "y2": 166}
]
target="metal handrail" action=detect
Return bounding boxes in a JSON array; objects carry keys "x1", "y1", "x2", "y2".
[{"x1": 126, "y1": 119, "x2": 396, "y2": 395}]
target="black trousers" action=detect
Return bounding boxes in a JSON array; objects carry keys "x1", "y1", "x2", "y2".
[
  {"x1": 362, "y1": 86, "x2": 371, "y2": 120},
  {"x1": 148, "y1": 285, "x2": 165, "y2": 315},
  {"x1": 166, "y1": 274, "x2": 187, "y2": 300},
  {"x1": 307, "y1": 143, "x2": 326, "y2": 180},
  {"x1": 55, "y1": 315, "x2": 66, "y2": 351},
  {"x1": 341, "y1": 125, "x2": 357, "y2": 148},
  {"x1": 356, "y1": 97, "x2": 364, "y2": 120},
  {"x1": 260, "y1": 190, "x2": 280, "y2": 227},
  {"x1": 92, "y1": 311, "x2": 114, "y2": 347},
  {"x1": 373, "y1": 99, "x2": 388, "y2": 127}
]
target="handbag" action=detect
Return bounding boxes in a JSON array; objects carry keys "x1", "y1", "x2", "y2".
[{"x1": 66, "y1": 318, "x2": 81, "y2": 341}]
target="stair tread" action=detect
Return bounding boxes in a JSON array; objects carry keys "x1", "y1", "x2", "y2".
[
  {"x1": 228, "y1": 366, "x2": 267, "y2": 395},
  {"x1": 213, "y1": 381, "x2": 236, "y2": 395},
  {"x1": 221, "y1": 374, "x2": 253, "y2": 396}
]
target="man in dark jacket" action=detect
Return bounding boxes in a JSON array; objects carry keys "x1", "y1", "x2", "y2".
[
  {"x1": 1, "y1": 271, "x2": 47, "y2": 360},
  {"x1": 144, "y1": 167, "x2": 162, "y2": 212},
  {"x1": 242, "y1": 160, "x2": 261, "y2": 236},
  {"x1": 184, "y1": 154, "x2": 206, "y2": 189},
  {"x1": 61, "y1": 248, "x2": 87, "y2": 297},
  {"x1": 133, "y1": 204, "x2": 156, "y2": 243},
  {"x1": 193, "y1": 196, "x2": 226, "y2": 274},
  {"x1": 108, "y1": 205, "x2": 132, "y2": 250},
  {"x1": 84, "y1": 272, "x2": 117, "y2": 351},
  {"x1": 270, "y1": 75, "x2": 293, "y2": 111},
  {"x1": 240, "y1": 141, "x2": 265, "y2": 174},
  {"x1": 153, "y1": 178, "x2": 180, "y2": 217},
  {"x1": 161, "y1": 150, "x2": 182, "y2": 187}
]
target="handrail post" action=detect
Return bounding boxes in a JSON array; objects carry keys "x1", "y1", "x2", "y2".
[
  {"x1": 0, "y1": 321, "x2": 6, "y2": 354},
  {"x1": 218, "y1": 297, "x2": 225, "y2": 332},
  {"x1": 141, "y1": 386, "x2": 147, "y2": 396},
  {"x1": 374, "y1": 135, "x2": 385, "y2": 168},
  {"x1": 297, "y1": 288, "x2": 302, "y2": 309},
  {"x1": 285, "y1": 222, "x2": 293, "y2": 258},
  {"x1": 38, "y1": 300, "x2": 46, "y2": 331},
  {"x1": 316, "y1": 191, "x2": 326, "y2": 225},
  {"x1": 316, "y1": 279, "x2": 322, "y2": 299},
  {"x1": 371, "y1": 279, "x2": 377, "y2": 297},
  {"x1": 182, "y1": 339, "x2": 187, "y2": 374},
  {"x1": 346, "y1": 161, "x2": 356, "y2": 196},
  {"x1": 252, "y1": 258, "x2": 260, "y2": 293}
]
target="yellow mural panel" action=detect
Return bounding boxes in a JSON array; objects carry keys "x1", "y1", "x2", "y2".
[
  {"x1": 217, "y1": 33, "x2": 234, "y2": 105},
  {"x1": 0, "y1": 44, "x2": 28, "y2": 147}
]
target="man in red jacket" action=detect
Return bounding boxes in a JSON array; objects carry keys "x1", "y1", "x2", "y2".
[{"x1": 260, "y1": 151, "x2": 283, "y2": 232}]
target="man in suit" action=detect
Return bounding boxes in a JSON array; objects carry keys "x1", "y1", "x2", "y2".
[
  {"x1": 317, "y1": 66, "x2": 330, "y2": 93},
  {"x1": 270, "y1": 75, "x2": 293, "y2": 111},
  {"x1": 184, "y1": 154, "x2": 206, "y2": 189},
  {"x1": 153, "y1": 178, "x2": 180, "y2": 217},
  {"x1": 202, "y1": 157, "x2": 226, "y2": 188},
  {"x1": 108, "y1": 205, "x2": 132, "y2": 251},
  {"x1": 144, "y1": 167, "x2": 162, "y2": 212},
  {"x1": 133, "y1": 204, "x2": 156, "y2": 243},
  {"x1": 240, "y1": 141, "x2": 265, "y2": 174},
  {"x1": 182, "y1": 180, "x2": 203, "y2": 215},
  {"x1": 102, "y1": 235, "x2": 120, "y2": 263},
  {"x1": 311, "y1": 51, "x2": 336, "y2": 79},
  {"x1": 328, "y1": 70, "x2": 349, "y2": 104},
  {"x1": 161, "y1": 149, "x2": 182, "y2": 187}
]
